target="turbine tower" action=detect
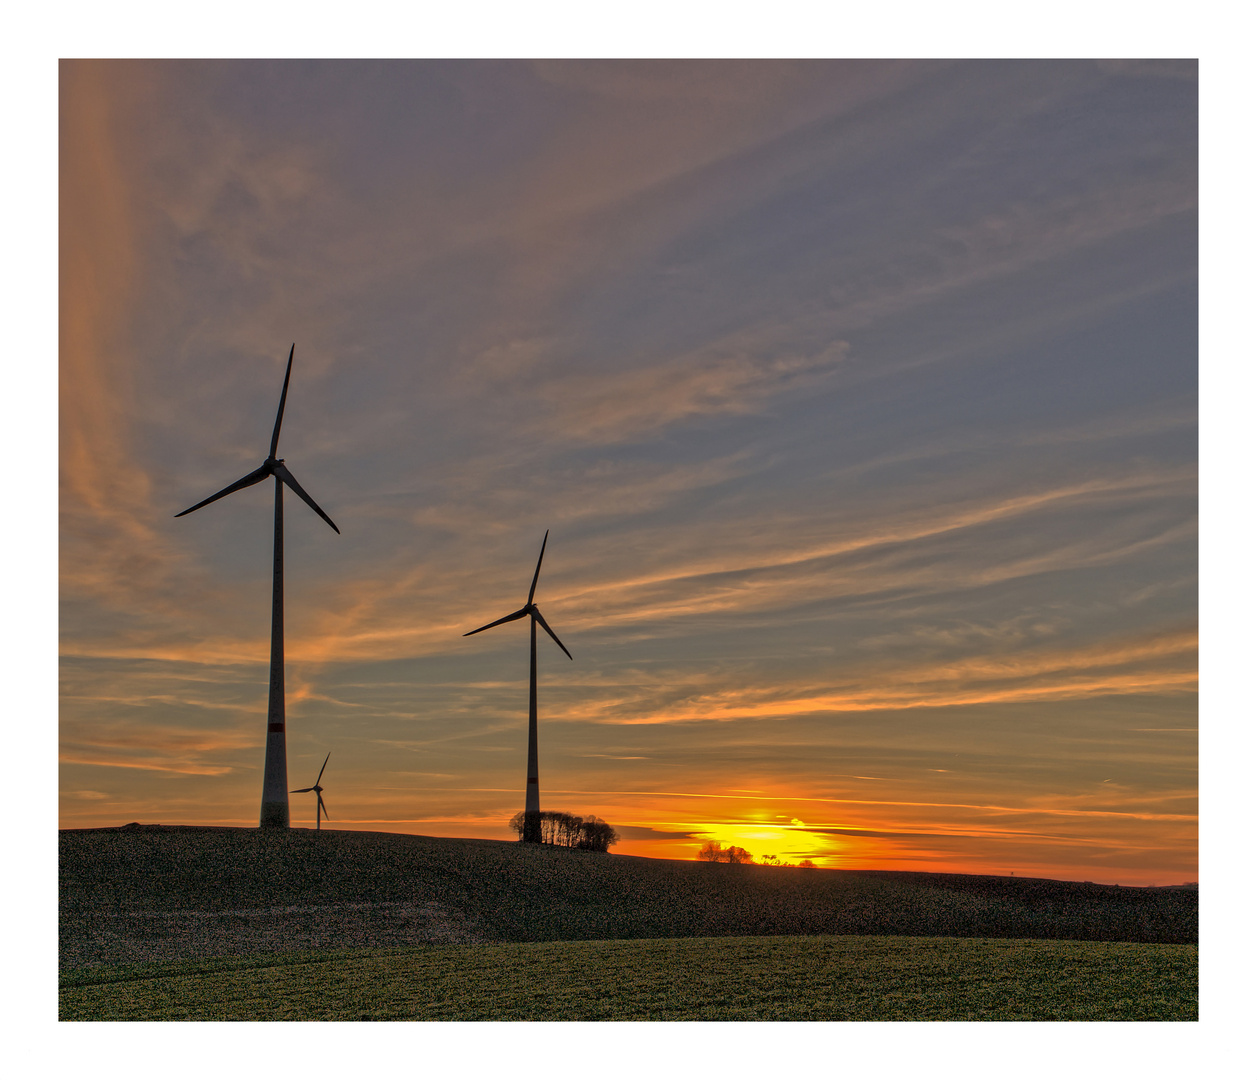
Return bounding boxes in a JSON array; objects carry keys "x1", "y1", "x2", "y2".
[
  {"x1": 175, "y1": 344, "x2": 340, "y2": 828},
  {"x1": 464, "y1": 531, "x2": 571, "y2": 844},
  {"x1": 291, "y1": 752, "x2": 331, "y2": 830}
]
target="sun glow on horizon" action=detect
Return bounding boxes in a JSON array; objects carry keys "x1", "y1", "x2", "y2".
[{"x1": 690, "y1": 818, "x2": 845, "y2": 866}]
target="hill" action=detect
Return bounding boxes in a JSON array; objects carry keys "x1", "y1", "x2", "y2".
[{"x1": 60, "y1": 824, "x2": 1197, "y2": 971}]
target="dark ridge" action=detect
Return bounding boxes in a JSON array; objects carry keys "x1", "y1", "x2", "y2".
[{"x1": 60, "y1": 826, "x2": 1197, "y2": 971}]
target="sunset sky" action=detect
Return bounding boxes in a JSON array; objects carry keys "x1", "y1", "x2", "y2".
[{"x1": 58, "y1": 59, "x2": 1198, "y2": 884}]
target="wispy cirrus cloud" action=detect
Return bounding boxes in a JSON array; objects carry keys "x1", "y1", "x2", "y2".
[
  {"x1": 523, "y1": 626, "x2": 1197, "y2": 725},
  {"x1": 538, "y1": 341, "x2": 850, "y2": 443},
  {"x1": 59, "y1": 723, "x2": 258, "y2": 776},
  {"x1": 822, "y1": 178, "x2": 1195, "y2": 343},
  {"x1": 546, "y1": 470, "x2": 1195, "y2": 631},
  {"x1": 62, "y1": 459, "x2": 1194, "y2": 673},
  {"x1": 60, "y1": 63, "x2": 190, "y2": 617}
]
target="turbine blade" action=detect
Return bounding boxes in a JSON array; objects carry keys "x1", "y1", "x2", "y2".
[
  {"x1": 291, "y1": 786, "x2": 315, "y2": 793},
  {"x1": 316, "y1": 751, "x2": 330, "y2": 785},
  {"x1": 532, "y1": 607, "x2": 572, "y2": 660},
  {"x1": 269, "y1": 344, "x2": 295, "y2": 459},
  {"x1": 317, "y1": 793, "x2": 329, "y2": 820},
  {"x1": 175, "y1": 465, "x2": 271, "y2": 517},
  {"x1": 527, "y1": 530, "x2": 549, "y2": 605},
  {"x1": 463, "y1": 608, "x2": 529, "y2": 637},
  {"x1": 274, "y1": 463, "x2": 340, "y2": 534}
]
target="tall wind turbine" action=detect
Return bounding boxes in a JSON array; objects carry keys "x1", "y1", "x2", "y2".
[
  {"x1": 291, "y1": 752, "x2": 331, "y2": 830},
  {"x1": 464, "y1": 531, "x2": 572, "y2": 844},
  {"x1": 175, "y1": 344, "x2": 340, "y2": 828}
]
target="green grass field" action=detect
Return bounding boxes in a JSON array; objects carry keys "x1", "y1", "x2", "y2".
[{"x1": 60, "y1": 934, "x2": 1197, "y2": 1021}]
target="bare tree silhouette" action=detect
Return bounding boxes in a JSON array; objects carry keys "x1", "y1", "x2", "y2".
[
  {"x1": 697, "y1": 841, "x2": 754, "y2": 864},
  {"x1": 508, "y1": 810, "x2": 618, "y2": 852}
]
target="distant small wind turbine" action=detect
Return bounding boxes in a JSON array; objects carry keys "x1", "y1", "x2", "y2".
[
  {"x1": 175, "y1": 344, "x2": 340, "y2": 828},
  {"x1": 464, "y1": 530, "x2": 572, "y2": 844},
  {"x1": 291, "y1": 752, "x2": 331, "y2": 830}
]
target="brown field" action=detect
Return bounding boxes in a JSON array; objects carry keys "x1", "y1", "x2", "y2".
[{"x1": 60, "y1": 824, "x2": 1196, "y2": 972}]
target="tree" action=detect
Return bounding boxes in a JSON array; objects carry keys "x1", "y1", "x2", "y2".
[
  {"x1": 697, "y1": 840, "x2": 723, "y2": 862},
  {"x1": 558, "y1": 812, "x2": 583, "y2": 848},
  {"x1": 578, "y1": 816, "x2": 618, "y2": 852},
  {"x1": 541, "y1": 812, "x2": 559, "y2": 845},
  {"x1": 798, "y1": 859, "x2": 818, "y2": 869},
  {"x1": 697, "y1": 841, "x2": 754, "y2": 864}
]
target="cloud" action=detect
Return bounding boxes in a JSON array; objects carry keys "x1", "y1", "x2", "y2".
[
  {"x1": 516, "y1": 61, "x2": 931, "y2": 230},
  {"x1": 614, "y1": 825, "x2": 700, "y2": 841},
  {"x1": 542, "y1": 469, "x2": 1195, "y2": 632},
  {"x1": 407, "y1": 451, "x2": 758, "y2": 537},
  {"x1": 59, "y1": 703, "x2": 260, "y2": 776},
  {"x1": 61, "y1": 461, "x2": 1193, "y2": 675},
  {"x1": 1096, "y1": 60, "x2": 1197, "y2": 81},
  {"x1": 551, "y1": 788, "x2": 1197, "y2": 825},
  {"x1": 530, "y1": 60, "x2": 910, "y2": 109},
  {"x1": 820, "y1": 198, "x2": 1195, "y2": 368},
  {"x1": 539, "y1": 341, "x2": 849, "y2": 443},
  {"x1": 58, "y1": 755, "x2": 237, "y2": 777},
  {"x1": 60, "y1": 63, "x2": 191, "y2": 617},
  {"x1": 542, "y1": 626, "x2": 1197, "y2": 725},
  {"x1": 569, "y1": 670, "x2": 1197, "y2": 726}
]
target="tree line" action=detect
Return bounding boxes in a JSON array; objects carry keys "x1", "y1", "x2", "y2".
[
  {"x1": 509, "y1": 810, "x2": 619, "y2": 852},
  {"x1": 697, "y1": 841, "x2": 816, "y2": 868}
]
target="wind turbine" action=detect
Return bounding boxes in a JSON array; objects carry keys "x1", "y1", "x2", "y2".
[
  {"x1": 291, "y1": 752, "x2": 331, "y2": 830},
  {"x1": 464, "y1": 531, "x2": 572, "y2": 844},
  {"x1": 175, "y1": 344, "x2": 340, "y2": 828}
]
